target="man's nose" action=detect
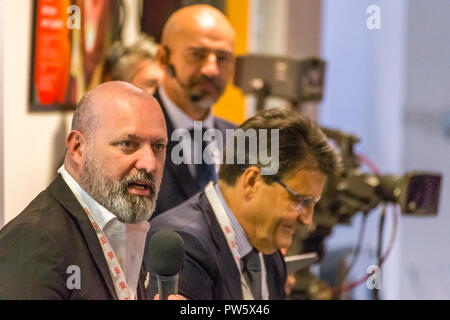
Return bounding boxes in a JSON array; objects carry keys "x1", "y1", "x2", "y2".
[
  {"x1": 200, "y1": 53, "x2": 220, "y2": 77},
  {"x1": 135, "y1": 144, "x2": 157, "y2": 173}
]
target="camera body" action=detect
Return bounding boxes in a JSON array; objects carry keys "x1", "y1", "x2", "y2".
[
  {"x1": 234, "y1": 54, "x2": 326, "y2": 106},
  {"x1": 315, "y1": 127, "x2": 442, "y2": 227}
]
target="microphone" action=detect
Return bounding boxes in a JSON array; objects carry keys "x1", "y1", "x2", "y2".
[{"x1": 148, "y1": 230, "x2": 185, "y2": 300}]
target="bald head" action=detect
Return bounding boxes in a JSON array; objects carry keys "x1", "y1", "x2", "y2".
[
  {"x1": 158, "y1": 5, "x2": 236, "y2": 120},
  {"x1": 162, "y1": 5, "x2": 235, "y2": 48},
  {"x1": 65, "y1": 81, "x2": 167, "y2": 222},
  {"x1": 72, "y1": 81, "x2": 160, "y2": 140}
]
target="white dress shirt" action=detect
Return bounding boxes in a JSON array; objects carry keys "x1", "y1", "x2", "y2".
[
  {"x1": 58, "y1": 165, "x2": 150, "y2": 299},
  {"x1": 214, "y1": 183, "x2": 269, "y2": 300}
]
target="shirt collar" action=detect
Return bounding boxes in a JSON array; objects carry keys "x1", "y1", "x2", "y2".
[
  {"x1": 57, "y1": 165, "x2": 150, "y2": 299},
  {"x1": 214, "y1": 183, "x2": 253, "y2": 258},
  {"x1": 158, "y1": 85, "x2": 215, "y2": 130},
  {"x1": 57, "y1": 165, "x2": 117, "y2": 230}
]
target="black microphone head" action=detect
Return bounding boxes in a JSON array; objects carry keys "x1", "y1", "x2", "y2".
[{"x1": 148, "y1": 230, "x2": 185, "y2": 276}]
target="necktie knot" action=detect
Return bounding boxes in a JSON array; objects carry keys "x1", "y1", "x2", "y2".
[{"x1": 241, "y1": 249, "x2": 261, "y2": 272}]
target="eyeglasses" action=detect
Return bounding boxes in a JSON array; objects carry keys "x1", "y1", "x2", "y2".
[{"x1": 270, "y1": 176, "x2": 320, "y2": 211}]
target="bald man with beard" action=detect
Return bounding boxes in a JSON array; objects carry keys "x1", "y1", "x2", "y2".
[
  {"x1": 151, "y1": 4, "x2": 238, "y2": 217},
  {"x1": 0, "y1": 82, "x2": 170, "y2": 299}
]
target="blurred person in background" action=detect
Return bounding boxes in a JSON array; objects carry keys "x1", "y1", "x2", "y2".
[
  {"x1": 103, "y1": 35, "x2": 164, "y2": 95},
  {"x1": 150, "y1": 4, "x2": 237, "y2": 217}
]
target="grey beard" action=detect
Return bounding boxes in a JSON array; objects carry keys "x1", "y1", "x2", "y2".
[
  {"x1": 80, "y1": 155, "x2": 160, "y2": 223},
  {"x1": 191, "y1": 95, "x2": 216, "y2": 110},
  {"x1": 187, "y1": 86, "x2": 221, "y2": 111}
]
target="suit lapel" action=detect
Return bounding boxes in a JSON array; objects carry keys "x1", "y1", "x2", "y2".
[
  {"x1": 264, "y1": 252, "x2": 286, "y2": 299},
  {"x1": 48, "y1": 176, "x2": 118, "y2": 299},
  {"x1": 155, "y1": 90, "x2": 198, "y2": 199},
  {"x1": 214, "y1": 118, "x2": 232, "y2": 137},
  {"x1": 137, "y1": 266, "x2": 149, "y2": 300},
  {"x1": 200, "y1": 191, "x2": 286, "y2": 300},
  {"x1": 154, "y1": 90, "x2": 237, "y2": 200},
  {"x1": 198, "y1": 192, "x2": 243, "y2": 299}
]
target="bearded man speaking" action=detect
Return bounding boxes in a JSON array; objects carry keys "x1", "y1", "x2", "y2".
[{"x1": 0, "y1": 82, "x2": 168, "y2": 300}]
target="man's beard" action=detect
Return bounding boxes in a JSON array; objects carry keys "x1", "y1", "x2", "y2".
[
  {"x1": 80, "y1": 154, "x2": 160, "y2": 223},
  {"x1": 186, "y1": 75, "x2": 225, "y2": 110}
]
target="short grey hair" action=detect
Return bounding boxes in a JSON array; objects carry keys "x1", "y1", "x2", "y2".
[
  {"x1": 107, "y1": 35, "x2": 159, "y2": 82},
  {"x1": 71, "y1": 91, "x2": 98, "y2": 141}
]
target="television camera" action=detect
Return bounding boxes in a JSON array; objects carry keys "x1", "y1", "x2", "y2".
[{"x1": 233, "y1": 54, "x2": 442, "y2": 299}]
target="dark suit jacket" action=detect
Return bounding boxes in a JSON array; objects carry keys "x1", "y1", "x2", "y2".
[
  {"x1": 144, "y1": 192, "x2": 287, "y2": 300},
  {"x1": 152, "y1": 90, "x2": 236, "y2": 218},
  {"x1": 0, "y1": 175, "x2": 148, "y2": 300}
]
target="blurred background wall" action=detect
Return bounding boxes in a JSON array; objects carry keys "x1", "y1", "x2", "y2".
[
  {"x1": 319, "y1": 0, "x2": 450, "y2": 299},
  {"x1": 0, "y1": 0, "x2": 5, "y2": 228},
  {"x1": 1, "y1": 0, "x2": 73, "y2": 224}
]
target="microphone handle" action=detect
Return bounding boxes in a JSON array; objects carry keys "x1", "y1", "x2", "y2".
[{"x1": 157, "y1": 274, "x2": 179, "y2": 300}]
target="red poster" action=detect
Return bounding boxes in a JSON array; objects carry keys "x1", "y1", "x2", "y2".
[
  {"x1": 34, "y1": 0, "x2": 71, "y2": 105},
  {"x1": 30, "y1": 0, "x2": 121, "y2": 111}
]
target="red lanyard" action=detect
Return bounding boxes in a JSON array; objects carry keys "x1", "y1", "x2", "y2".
[{"x1": 83, "y1": 206, "x2": 133, "y2": 300}]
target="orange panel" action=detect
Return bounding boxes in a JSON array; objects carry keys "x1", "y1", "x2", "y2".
[{"x1": 213, "y1": 0, "x2": 248, "y2": 125}]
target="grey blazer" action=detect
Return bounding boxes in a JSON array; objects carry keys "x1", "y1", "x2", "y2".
[{"x1": 0, "y1": 175, "x2": 148, "y2": 300}]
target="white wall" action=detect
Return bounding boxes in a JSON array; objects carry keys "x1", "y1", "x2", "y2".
[
  {"x1": 247, "y1": 0, "x2": 321, "y2": 119},
  {"x1": 320, "y1": 0, "x2": 407, "y2": 299},
  {"x1": 320, "y1": 0, "x2": 450, "y2": 299},
  {"x1": 0, "y1": 0, "x2": 5, "y2": 227},
  {"x1": 1, "y1": 0, "x2": 73, "y2": 226},
  {"x1": 249, "y1": 0, "x2": 288, "y2": 55},
  {"x1": 400, "y1": 0, "x2": 450, "y2": 299}
]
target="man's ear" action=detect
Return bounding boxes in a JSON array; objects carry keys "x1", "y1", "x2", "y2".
[
  {"x1": 157, "y1": 45, "x2": 169, "y2": 67},
  {"x1": 66, "y1": 130, "x2": 87, "y2": 166},
  {"x1": 241, "y1": 166, "x2": 262, "y2": 200}
]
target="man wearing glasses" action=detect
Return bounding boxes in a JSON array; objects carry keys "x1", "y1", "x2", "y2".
[
  {"x1": 144, "y1": 108, "x2": 341, "y2": 300},
  {"x1": 151, "y1": 4, "x2": 237, "y2": 217}
]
